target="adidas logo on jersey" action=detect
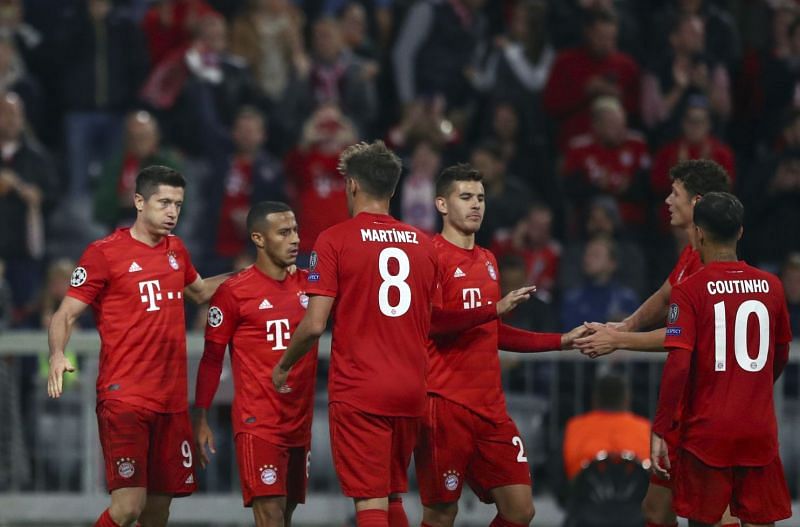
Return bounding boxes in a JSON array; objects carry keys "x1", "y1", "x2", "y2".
[
  {"x1": 453, "y1": 267, "x2": 466, "y2": 278},
  {"x1": 185, "y1": 474, "x2": 194, "y2": 484},
  {"x1": 128, "y1": 262, "x2": 142, "y2": 273},
  {"x1": 259, "y1": 299, "x2": 273, "y2": 310}
]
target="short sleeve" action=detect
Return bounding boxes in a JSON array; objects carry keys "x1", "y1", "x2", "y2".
[
  {"x1": 664, "y1": 284, "x2": 696, "y2": 352},
  {"x1": 205, "y1": 284, "x2": 239, "y2": 345},
  {"x1": 306, "y1": 231, "x2": 338, "y2": 297},
  {"x1": 179, "y1": 240, "x2": 199, "y2": 286},
  {"x1": 66, "y1": 244, "x2": 110, "y2": 305}
]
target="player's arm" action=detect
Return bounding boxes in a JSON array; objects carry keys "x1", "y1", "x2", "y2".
[
  {"x1": 651, "y1": 344, "x2": 691, "y2": 479},
  {"x1": 184, "y1": 273, "x2": 233, "y2": 304},
  {"x1": 498, "y1": 323, "x2": 587, "y2": 352},
  {"x1": 619, "y1": 277, "x2": 672, "y2": 332},
  {"x1": 774, "y1": 342, "x2": 790, "y2": 381},
  {"x1": 273, "y1": 295, "x2": 333, "y2": 392},
  {"x1": 193, "y1": 339, "x2": 227, "y2": 468},
  {"x1": 576, "y1": 326, "x2": 667, "y2": 357},
  {"x1": 47, "y1": 296, "x2": 90, "y2": 398},
  {"x1": 429, "y1": 285, "x2": 537, "y2": 337}
]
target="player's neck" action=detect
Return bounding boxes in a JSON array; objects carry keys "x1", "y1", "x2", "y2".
[
  {"x1": 129, "y1": 222, "x2": 165, "y2": 247},
  {"x1": 702, "y1": 246, "x2": 739, "y2": 264},
  {"x1": 441, "y1": 224, "x2": 475, "y2": 250},
  {"x1": 256, "y1": 255, "x2": 288, "y2": 281},
  {"x1": 686, "y1": 223, "x2": 698, "y2": 249},
  {"x1": 352, "y1": 197, "x2": 390, "y2": 216}
]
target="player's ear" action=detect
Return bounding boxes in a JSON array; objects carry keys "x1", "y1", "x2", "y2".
[
  {"x1": 134, "y1": 193, "x2": 144, "y2": 213},
  {"x1": 736, "y1": 226, "x2": 743, "y2": 241},
  {"x1": 250, "y1": 231, "x2": 265, "y2": 249},
  {"x1": 434, "y1": 196, "x2": 447, "y2": 215}
]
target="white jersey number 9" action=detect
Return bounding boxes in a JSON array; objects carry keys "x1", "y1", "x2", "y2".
[{"x1": 378, "y1": 247, "x2": 411, "y2": 317}]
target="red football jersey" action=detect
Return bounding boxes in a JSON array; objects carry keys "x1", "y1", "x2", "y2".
[
  {"x1": 668, "y1": 244, "x2": 703, "y2": 287},
  {"x1": 427, "y1": 235, "x2": 508, "y2": 423},
  {"x1": 656, "y1": 261, "x2": 792, "y2": 467},
  {"x1": 67, "y1": 229, "x2": 198, "y2": 413},
  {"x1": 307, "y1": 212, "x2": 438, "y2": 417},
  {"x1": 205, "y1": 267, "x2": 317, "y2": 446}
]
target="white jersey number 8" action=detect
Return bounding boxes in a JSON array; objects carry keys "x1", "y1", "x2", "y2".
[
  {"x1": 713, "y1": 300, "x2": 770, "y2": 372},
  {"x1": 378, "y1": 247, "x2": 411, "y2": 317}
]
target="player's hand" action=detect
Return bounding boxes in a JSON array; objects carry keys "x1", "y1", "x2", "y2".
[
  {"x1": 47, "y1": 352, "x2": 76, "y2": 398},
  {"x1": 272, "y1": 364, "x2": 292, "y2": 393},
  {"x1": 650, "y1": 431, "x2": 671, "y2": 480},
  {"x1": 575, "y1": 322, "x2": 620, "y2": 358},
  {"x1": 193, "y1": 411, "x2": 216, "y2": 469},
  {"x1": 496, "y1": 286, "x2": 536, "y2": 316},
  {"x1": 560, "y1": 324, "x2": 591, "y2": 349}
]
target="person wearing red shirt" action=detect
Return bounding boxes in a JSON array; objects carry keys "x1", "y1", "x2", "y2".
[
  {"x1": 194, "y1": 201, "x2": 315, "y2": 527},
  {"x1": 270, "y1": 142, "x2": 534, "y2": 527},
  {"x1": 651, "y1": 99, "x2": 736, "y2": 232},
  {"x1": 562, "y1": 96, "x2": 651, "y2": 229},
  {"x1": 46, "y1": 166, "x2": 230, "y2": 527},
  {"x1": 543, "y1": 8, "x2": 640, "y2": 151},
  {"x1": 653, "y1": 192, "x2": 792, "y2": 526},
  {"x1": 575, "y1": 159, "x2": 734, "y2": 527},
  {"x1": 416, "y1": 164, "x2": 586, "y2": 527}
]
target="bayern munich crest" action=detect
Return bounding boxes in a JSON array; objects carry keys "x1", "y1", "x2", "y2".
[
  {"x1": 260, "y1": 465, "x2": 278, "y2": 485},
  {"x1": 208, "y1": 306, "x2": 223, "y2": 327},
  {"x1": 299, "y1": 293, "x2": 309, "y2": 309},
  {"x1": 116, "y1": 458, "x2": 136, "y2": 479},
  {"x1": 486, "y1": 261, "x2": 497, "y2": 281},
  {"x1": 70, "y1": 267, "x2": 87, "y2": 287},
  {"x1": 168, "y1": 252, "x2": 180, "y2": 270},
  {"x1": 443, "y1": 470, "x2": 460, "y2": 491}
]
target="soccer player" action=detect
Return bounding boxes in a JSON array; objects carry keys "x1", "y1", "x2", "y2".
[
  {"x1": 652, "y1": 192, "x2": 792, "y2": 526},
  {"x1": 416, "y1": 164, "x2": 587, "y2": 527},
  {"x1": 194, "y1": 201, "x2": 315, "y2": 527},
  {"x1": 271, "y1": 141, "x2": 534, "y2": 527},
  {"x1": 574, "y1": 159, "x2": 734, "y2": 527},
  {"x1": 46, "y1": 166, "x2": 230, "y2": 527}
]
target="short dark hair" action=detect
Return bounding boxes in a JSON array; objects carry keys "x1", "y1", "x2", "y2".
[
  {"x1": 583, "y1": 6, "x2": 618, "y2": 29},
  {"x1": 135, "y1": 165, "x2": 185, "y2": 199},
  {"x1": 338, "y1": 140, "x2": 402, "y2": 198},
  {"x1": 435, "y1": 163, "x2": 483, "y2": 197},
  {"x1": 693, "y1": 191, "x2": 744, "y2": 243},
  {"x1": 669, "y1": 159, "x2": 731, "y2": 197},
  {"x1": 471, "y1": 140, "x2": 504, "y2": 162},
  {"x1": 246, "y1": 201, "x2": 293, "y2": 233},
  {"x1": 593, "y1": 374, "x2": 628, "y2": 411},
  {"x1": 235, "y1": 105, "x2": 266, "y2": 125}
]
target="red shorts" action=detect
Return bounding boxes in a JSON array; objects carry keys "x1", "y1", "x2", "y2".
[
  {"x1": 649, "y1": 430, "x2": 679, "y2": 489},
  {"x1": 234, "y1": 433, "x2": 310, "y2": 507},
  {"x1": 674, "y1": 449, "x2": 792, "y2": 525},
  {"x1": 415, "y1": 395, "x2": 532, "y2": 505},
  {"x1": 328, "y1": 402, "x2": 419, "y2": 498},
  {"x1": 96, "y1": 400, "x2": 196, "y2": 496}
]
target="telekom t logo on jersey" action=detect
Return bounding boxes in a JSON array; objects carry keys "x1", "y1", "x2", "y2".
[
  {"x1": 266, "y1": 319, "x2": 291, "y2": 350},
  {"x1": 462, "y1": 288, "x2": 482, "y2": 309},
  {"x1": 138, "y1": 280, "x2": 182, "y2": 311}
]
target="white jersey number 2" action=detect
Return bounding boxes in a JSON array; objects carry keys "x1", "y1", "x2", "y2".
[
  {"x1": 713, "y1": 300, "x2": 770, "y2": 372},
  {"x1": 378, "y1": 248, "x2": 411, "y2": 317}
]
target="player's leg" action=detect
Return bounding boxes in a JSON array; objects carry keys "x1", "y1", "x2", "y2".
[
  {"x1": 388, "y1": 494, "x2": 410, "y2": 527},
  {"x1": 284, "y1": 500, "x2": 299, "y2": 527},
  {"x1": 641, "y1": 483, "x2": 678, "y2": 527},
  {"x1": 282, "y1": 445, "x2": 311, "y2": 527},
  {"x1": 234, "y1": 434, "x2": 295, "y2": 526},
  {"x1": 386, "y1": 414, "x2": 420, "y2": 527},
  {"x1": 720, "y1": 506, "x2": 740, "y2": 527},
  {"x1": 138, "y1": 493, "x2": 172, "y2": 527},
  {"x1": 421, "y1": 501, "x2": 458, "y2": 527},
  {"x1": 252, "y1": 496, "x2": 288, "y2": 527},
  {"x1": 95, "y1": 401, "x2": 152, "y2": 526},
  {"x1": 469, "y1": 417, "x2": 534, "y2": 527}
]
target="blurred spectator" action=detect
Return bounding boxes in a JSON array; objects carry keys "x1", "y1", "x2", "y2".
[
  {"x1": 385, "y1": 96, "x2": 459, "y2": 154},
  {"x1": 38, "y1": 258, "x2": 92, "y2": 330},
  {"x1": 0, "y1": 35, "x2": 40, "y2": 134},
  {"x1": 0, "y1": 92, "x2": 56, "y2": 313},
  {"x1": 562, "y1": 96, "x2": 650, "y2": 232},
  {"x1": 228, "y1": 0, "x2": 309, "y2": 104},
  {"x1": 640, "y1": 12, "x2": 731, "y2": 141},
  {"x1": 303, "y1": 16, "x2": 377, "y2": 136},
  {"x1": 562, "y1": 373, "x2": 650, "y2": 480},
  {"x1": 761, "y1": 15, "x2": 800, "y2": 150},
  {"x1": 206, "y1": 106, "x2": 287, "y2": 271},
  {"x1": 470, "y1": 140, "x2": 531, "y2": 247},
  {"x1": 559, "y1": 196, "x2": 647, "y2": 298},
  {"x1": 141, "y1": 13, "x2": 263, "y2": 157},
  {"x1": 548, "y1": 0, "x2": 641, "y2": 61},
  {"x1": 397, "y1": 139, "x2": 441, "y2": 234},
  {"x1": 284, "y1": 104, "x2": 355, "y2": 260},
  {"x1": 392, "y1": 0, "x2": 488, "y2": 110},
  {"x1": 543, "y1": 8, "x2": 640, "y2": 151},
  {"x1": 60, "y1": 0, "x2": 149, "y2": 198},
  {"x1": 498, "y1": 252, "x2": 558, "y2": 332},
  {"x1": 0, "y1": 0, "x2": 44, "y2": 79},
  {"x1": 650, "y1": 97, "x2": 735, "y2": 231},
  {"x1": 492, "y1": 203, "x2": 561, "y2": 303},
  {"x1": 93, "y1": 111, "x2": 182, "y2": 230},
  {"x1": 141, "y1": 0, "x2": 217, "y2": 67},
  {"x1": 782, "y1": 253, "x2": 800, "y2": 335},
  {"x1": 338, "y1": 2, "x2": 379, "y2": 62},
  {"x1": 560, "y1": 236, "x2": 638, "y2": 330}
]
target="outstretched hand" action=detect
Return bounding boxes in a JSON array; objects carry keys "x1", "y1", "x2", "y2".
[
  {"x1": 560, "y1": 324, "x2": 592, "y2": 349},
  {"x1": 496, "y1": 286, "x2": 536, "y2": 316},
  {"x1": 575, "y1": 322, "x2": 621, "y2": 358}
]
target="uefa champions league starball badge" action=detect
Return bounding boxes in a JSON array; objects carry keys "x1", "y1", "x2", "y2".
[{"x1": 70, "y1": 267, "x2": 87, "y2": 287}]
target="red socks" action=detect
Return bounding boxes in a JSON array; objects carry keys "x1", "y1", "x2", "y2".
[
  {"x1": 645, "y1": 523, "x2": 678, "y2": 527},
  {"x1": 388, "y1": 497, "x2": 409, "y2": 527},
  {"x1": 489, "y1": 514, "x2": 528, "y2": 527},
  {"x1": 357, "y1": 509, "x2": 389, "y2": 527},
  {"x1": 94, "y1": 509, "x2": 120, "y2": 527}
]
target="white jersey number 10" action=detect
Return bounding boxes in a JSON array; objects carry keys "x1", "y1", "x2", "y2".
[
  {"x1": 713, "y1": 300, "x2": 770, "y2": 373},
  {"x1": 378, "y1": 248, "x2": 411, "y2": 317}
]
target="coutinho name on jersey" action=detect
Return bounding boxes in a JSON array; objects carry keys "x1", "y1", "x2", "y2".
[
  {"x1": 706, "y1": 279, "x2": 770, "y2": 295},
  {"x1": 360, "y1": 228, "x2": 420, "y2": 244}
]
